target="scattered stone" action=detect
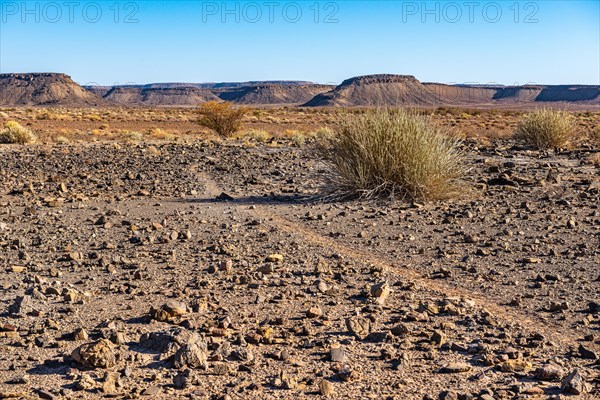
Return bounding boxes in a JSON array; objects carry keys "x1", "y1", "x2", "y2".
[
  {"x1": 578, "y1": 344, "x2": 598, "y2": 360},
  {"x1": 500, "y1": 359, "x2": 532, "y2": 373},
  {"x1": 71, "y1": 339, "x2": 116, "y2": 369},
  {"x1": 173, "y1": 369, "x2": 191, "y2": 389},
  {"x1": 306, "y1": 306, "x2": 322, "y2": 318},
  {"x1": 431, "y1": 330, "x2": 447, "y2": 347},
  {"x1": 141, "y1": 386, "x2": 161, "y2": 396},
  {"x1": 277, "y1": 370, "x2": 298, "y2": 389},
  {"x1": 216, "y1": 192, "x2": 234, "y2": 201},
  {"x1": 319, "y1": 379, "x2": 334, "y2": 397},
  {"x1": 440, "y1": 363, "x2": 471, "y2": 373},
  {"x1": 73, "y1": 328, "x2": 89, "y2": 341},
  {"x1": 561, "y1": 369, "x2": 591, "y2": 395},
  {"x1": 8, "y1": 296, "x2": 33, "y2": 316},
  {"x1": 75, "y1": 373, "x2": 96, "y2": 390},
  {"x1": 535, "y1": 364, "x2": 564, "y2": 381},
  {"x1": 173, "y1": 341, "x2": 208, "y2": 369},
  {"x1": 37, "y1": 390, "x2": 56, "y2": 400},
  {"x1": 330, "y1": 347, "x2": 347, "y2": 363},
  {"x1": 391, "y1": 324, "x2": 410, "y2": 336},
  {"x1": 150, "y1": 301, "x2": 187, "y2": 322},
  {"x1": 102, "y1": 372, "x2": 118, "y2": 394},
  {"x1": 336, "y1": 365, "x2": 360, "y2": 382},
  {"x1": 266, "y1": 254, "x2": 284, "y2": 263},
  {"x1": 370, "y1": 281, "x2": 390, "y2": 304},
  {"x1": 345, "y1": 316, "x2": 371, "y2": 340}
]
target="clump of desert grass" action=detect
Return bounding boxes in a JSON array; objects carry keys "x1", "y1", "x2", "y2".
[
  {"x1": 243, "y1": 129, "x2": 271, "y2": 143},
  {"x1": 289, "y1": 127, "x2": 334, "y2": 147},
  {"x1": 53, "y1": 135, "x2": 70, "y2": 144},
  {"x1": 590, "y1": 125, "x2": 600, "y2": 146},
  {"x1": 148, "y1": 128, "x2": 174, "y2": 140},
  {"x1": 588, "y1": 153, "x2": 600, "y2": 167},
  {"x1": 514, "y1": 108, "x2": 574, "y2": 149},
  {"x1": 317, "y1": 108, "x2": 464, "y2": 201},
  {"x1": 0, "y1": 121, "x2": 37, "y2": 144}
]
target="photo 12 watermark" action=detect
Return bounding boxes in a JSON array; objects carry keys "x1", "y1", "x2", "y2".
[
  {"x1": 200, "y1": 2, "x2": 340, "y2": 23},
  {"x1": 1, "y1": 1, "x2": 140, "y2": 23},
  {"x1": 401, "y1": 1, "x2": 540, "y2": 23}
]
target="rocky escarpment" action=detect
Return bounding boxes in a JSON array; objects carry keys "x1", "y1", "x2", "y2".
[
  {"x1": 304, "y1": 74, "x2": 600, "y2": 107},
  {"x1": 303, "y1": 74, "x2": 439, "y2": 107},
  {"x1": 0, "y1": 73, "x2": 104, "y2": 106},
  {"x1": 2, "y1": 73, "x2": 598, "y2": 108},
  {"x1": 102, "y1": 87, "x2": 220, "y2": 106},
  {"x1": 215, "y1": 84, "x2": 335, "y2": 105}
]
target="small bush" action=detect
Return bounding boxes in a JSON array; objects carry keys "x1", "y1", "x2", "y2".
[
  {"x1": 244, "y1": 129, "x2": 271, "y2": 142},
  {"x1": 514, "y1": 109, "x2": 574, "y2": 149},
  {"x1": 197, "y1": 101, "x2": 248, "y2": 137},
  {"x1": 311, "y1": 127, "x2": 334, "y2": 139},
  {"x1": 588, "y1": 153, "x2": 600, "y2": 167},
  {"x1": 591, "y1": 125, "x2": 600, "y2": 145},
  {"x1": 148, "y1": 128, "x2": 173, "y2": 140},
  {"x1": 317, "y1": 108, "x2": 464, "y2": 201},
  {"x1": 54, "y1": 135, "x2": 70, "y2": 143},
  {"x1": 0, "y1": 121, "x2": 37, "y2": 144}
]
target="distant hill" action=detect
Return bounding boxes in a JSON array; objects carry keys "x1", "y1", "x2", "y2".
[
  {"x1": 303, "y1": 74, "x2": 600, "y2": 107},
  {"x1": 214, "y1": 84, "x2": 336, "y2": 105},
  {"x1": 102, "y1": 87, "x2": 220, "y2": 106},
  {"x1": 0, "y1": 73, "x2": 104, "y2": 106},
  {"x1": 84, "y1": 81, "x2": 314, "y2": 90},
  {"x1": 1, "y1": 73, "x2": 598, "y2": 108}
]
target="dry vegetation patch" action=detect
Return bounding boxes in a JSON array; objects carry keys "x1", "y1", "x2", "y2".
[
  {"x1": 514, "y1": 109, "x2": 575, "y2": 149},
  {"x1": 197, "y1": 101, "x2": 248, "y2": 137},
  {"x1": 318, "y1": 108, "x2": 464, "y2": 200},
  {"x1": 0, "y1": 121, "x2": 37, "y2": 144}
]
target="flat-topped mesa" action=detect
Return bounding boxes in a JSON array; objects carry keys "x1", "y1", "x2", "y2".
[
  {"x1": 0, "y1": 72, "x2": 71, "y2": 80},
  {"x1": 102, "y1": 86, "x2": 219, "y2": 105},
  {"x1": 215, "y1": 83, "x2": 335, "y2": 105},
  {"x1": 0, "y1": 73, "x2": 103, "y2": 106},
  {"x1": 340, "y1": 74, "x2": 420, "y2": 87}
]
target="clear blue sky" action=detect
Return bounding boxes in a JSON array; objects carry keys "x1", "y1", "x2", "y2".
[{"x1": 1, "y1": 1, "x2": 598, "y2": 86}]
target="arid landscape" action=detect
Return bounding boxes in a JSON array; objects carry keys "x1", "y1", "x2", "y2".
[{"x1": 0, "y1": 72, "x2": 599, "y2": 400}]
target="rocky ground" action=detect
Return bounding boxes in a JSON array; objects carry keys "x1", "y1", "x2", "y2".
[{"x1": 0, "y1": 139, "x2": 599, "y2": 399}]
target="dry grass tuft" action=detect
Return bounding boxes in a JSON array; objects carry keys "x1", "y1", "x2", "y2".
[
  {"x1": 590, "y1": 125, "x2": 600, "y2": 146},
  {"x1": 588, "y1": 153, "x2": 600, "y2": 167},
  {"x1": 514, "y1": 109, "x2": 574, "y2": 149},
  {"x1": 53, "y1": 135, "x2": 70, "y2": 143},
  {"x1": 244, "y1": 129, "x2": 271, "y2": 143},
  {"x1": 317, "y1": 108, "x2": 464, "y2": 201},
  {"x1": 0, "y1": 121, "x2": 37, "y2": 144},
  {"x1": 148, "y1": 128, "x2": 173, "y2": 140},
  {"x1": 197, "y1": 101, "x2": 248, "y2": 138}
]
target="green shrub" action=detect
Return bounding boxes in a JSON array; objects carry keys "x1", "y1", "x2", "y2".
[
  {"x1": 317, "y1": 108, "x2": 464, "y2": 200},
  {"x1": 0, "y1": 121, "x2": 37, "y2": 144},
  {"x1": 514, "y1": 109, "x2": 574, "y2": 149}
]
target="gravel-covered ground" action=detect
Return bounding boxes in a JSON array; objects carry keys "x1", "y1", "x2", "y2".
[{"x1": 0, "y1": 140, "x2": 598, "y2": 399}]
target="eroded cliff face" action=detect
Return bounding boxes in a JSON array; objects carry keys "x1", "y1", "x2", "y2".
[
  {"x1": 215, "y1": 84, "x2": 335, "y2": 105},
  {"x1": 102, "y1": 87, "x2": 220, "y2": 106},
  {"x1": 0, "y1": 73, "x2": 104, "y2": 106},
  {"x1": 1, "y1": 73, "x2": 598, "y2": 107},
  {"x1": 303, "y1": 74, "x2": 600, "y2": 107}
]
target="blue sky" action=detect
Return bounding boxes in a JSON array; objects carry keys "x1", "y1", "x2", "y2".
[{"x1": 0, "y1": 1, "x2": 598, "y2": 86}]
